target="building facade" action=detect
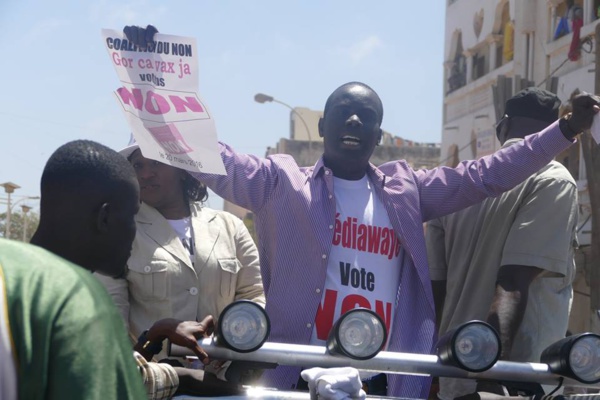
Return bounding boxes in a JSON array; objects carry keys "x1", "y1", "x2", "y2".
[{"x1": 443, "y1": 0, "x2": 598, "y2": 332}]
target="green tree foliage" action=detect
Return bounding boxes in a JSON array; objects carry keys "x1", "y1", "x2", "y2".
[{"x1": 0, "y1": 210, "x2": 40, "y2": 242}]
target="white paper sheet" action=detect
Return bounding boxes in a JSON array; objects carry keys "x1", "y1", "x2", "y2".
[{"x1": 102, "y1": 29, "x2": 226, "y2": 175}]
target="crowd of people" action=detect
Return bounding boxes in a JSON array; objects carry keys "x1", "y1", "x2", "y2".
[{"x1": 1, "y1": 24, "x2": 599, "y2": 400}]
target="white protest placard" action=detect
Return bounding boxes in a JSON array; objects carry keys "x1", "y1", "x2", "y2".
[{"x1": 102, "y1": 29, "x2": 226, "y2": 175}]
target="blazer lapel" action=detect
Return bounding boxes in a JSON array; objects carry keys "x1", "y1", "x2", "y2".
[
  {"x1": 136, "y1": 202, "x2": 195, "y2": 271},
  {"x1": 190, "y1": 203, "x2": 221, "y2": 272}
]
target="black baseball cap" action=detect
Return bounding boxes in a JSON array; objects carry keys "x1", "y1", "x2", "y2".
[{"x1": 504, "y1": 87, "x2": 561, "y2": 124}]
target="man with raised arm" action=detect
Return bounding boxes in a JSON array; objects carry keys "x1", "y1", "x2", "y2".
[
  {"x1": 427, "y1": 88, "x2": 580, "y2": 399},
  {"x1": 123, "y1": 26, "x2": 599, "y2": 398}
]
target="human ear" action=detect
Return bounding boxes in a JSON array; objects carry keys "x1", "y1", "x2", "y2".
[
  {"x1": 377, "y1": 128, "x2": 383, "y2": 145},
  {"x1": 318, "y1": 117, "x2": 325, "y2": 138},
  {"x1": 96, "y1": 203, "x2": 111, "y2": 233},
  {"x1": 495, "y1": 117, "x2": 510, "y2": 144}
]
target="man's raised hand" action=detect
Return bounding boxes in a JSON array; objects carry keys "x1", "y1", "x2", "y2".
[
  {"x1": 565, "y1": 92, "x2": 600, "y2": 138},
  {"x1": 123, "y1": 24, "x2": 158, "y2": 48}
]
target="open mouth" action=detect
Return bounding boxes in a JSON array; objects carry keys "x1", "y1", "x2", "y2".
[
  {"x1": 341, "y1": 135, "x2": 361, "y2": 146},
  {"x1": 141, "y1": 184, "x2": 160, "y2": 191}
]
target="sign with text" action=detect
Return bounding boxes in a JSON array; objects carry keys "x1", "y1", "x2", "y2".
[{"x1": 102, "y1": 29, "x2": 225, "y2": 174}]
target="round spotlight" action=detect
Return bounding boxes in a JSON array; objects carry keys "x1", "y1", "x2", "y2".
[
  {"x1": 541, "y1": 333, "x2": 600, "y2": 384},
  {"x1": 437, "y1": 320, "x2": 500, "y2": 372},
  {"x1": 215, "y1": 300, "x2": 270, "y2": 353},
  {"x1": 327, "y1": 308, "x2": 387, "y2": 360}
]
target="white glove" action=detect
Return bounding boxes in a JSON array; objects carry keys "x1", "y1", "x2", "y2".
[{"x1": 300, "y1": 367, "x2": 367, "y2": 400}]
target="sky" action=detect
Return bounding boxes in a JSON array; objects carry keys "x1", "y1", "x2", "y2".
[{"x1": 0, "y1": 0, "x2": 445, "y2": 212}]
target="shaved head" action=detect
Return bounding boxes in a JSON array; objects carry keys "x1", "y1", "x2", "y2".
[
  {"x1": 323, "y1": 82, "x2": 384, "y2": 124},
  {"x1": 33, "y1": 140, "x2": 140, "y2": 277},
  {"x1": 40, "y1": 140, "x2": 135, "y2": 201}
]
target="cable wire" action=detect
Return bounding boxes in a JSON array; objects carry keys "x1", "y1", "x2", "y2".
[
  {"x1": 546, "y1": 377, "x2": 564, "y2": 397},
  {"x1": 537, "y1": 35, "x2": 594, "y2": 88}
]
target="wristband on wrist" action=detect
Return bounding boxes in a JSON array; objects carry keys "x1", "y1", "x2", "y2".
[
  {"x1": 559, "y1": 113, "x2": 579, "y2": 140},
  {"x1": 137, "y1": 329, "x2": 163, "y2": 355}
]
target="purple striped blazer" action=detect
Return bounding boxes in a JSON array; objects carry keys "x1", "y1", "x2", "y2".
[{"x1": 192, "y1": 121, "x2": 571, "y2": 398}]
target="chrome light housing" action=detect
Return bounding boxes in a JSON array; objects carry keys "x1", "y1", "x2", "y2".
[
  {"x1": 540, "y1": 333, "x2": 600, "y2": 384},
  {"x1": 215, "y1": 300, "x2": 270, "y2": 353},
  {"x1": 437, "y1": 320, "x2": 501, "y2": 372},
  {"x1": 326, "y1": 308, "x2": 387, "y2": 360}
]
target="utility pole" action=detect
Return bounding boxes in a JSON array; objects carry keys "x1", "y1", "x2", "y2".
[
  {"x1": 1, "y1": 182, "x2": 20, "y2": 239},
  {"x1": 21, "y1": 205, "x2": 32, "y2": 242}
]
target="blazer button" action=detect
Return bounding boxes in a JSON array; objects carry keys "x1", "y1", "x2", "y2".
[
  {"x1": 144, "y1": 266, "x2": 151, "y2": 273},
  {"x1": 189, "y1": 287, "x2": 199, "y2": 295}
]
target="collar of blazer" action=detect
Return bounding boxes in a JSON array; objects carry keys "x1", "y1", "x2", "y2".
[{"x1": 135, "y1": 202, "x2": 220, "y2": 272}]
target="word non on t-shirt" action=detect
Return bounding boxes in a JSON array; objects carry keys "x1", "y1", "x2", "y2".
[
  {"x1": 310, "y1": 175, "x2": 401, "y2": 347},
  {"x1": 168, "y1": 217, "x2": 195, "y2": 266}
]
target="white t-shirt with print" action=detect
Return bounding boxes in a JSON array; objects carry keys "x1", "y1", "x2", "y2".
[{"x1": 310, "y1": 175, "x2": 401, "y2": 348}]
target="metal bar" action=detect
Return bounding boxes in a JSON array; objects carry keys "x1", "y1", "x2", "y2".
[{"x1": 170, "y1": 340, "x2": 600, "y2": 390}]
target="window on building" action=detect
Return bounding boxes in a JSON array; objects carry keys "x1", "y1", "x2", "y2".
[
  {"x1": 593, "y1": 0, "x2": 600, "y2": 20},
  {"x1": 447, "y1": 31, "x2": 467, "y2": 94},
  {"x1": 553, "y1": 0, "x2": 584, "y2": 40},
  {"x1": 472, "y1": 46, "x2": 489, "y2": 81},
  {"x1": 493, "y1": 1, "x2": 513, "y2": 68}
]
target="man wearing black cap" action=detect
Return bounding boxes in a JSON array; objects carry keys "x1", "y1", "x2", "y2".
[{"x1": 426, "y1": 87, "x2": 579, "y2": 399}]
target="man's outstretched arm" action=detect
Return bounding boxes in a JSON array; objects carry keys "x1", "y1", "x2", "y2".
[{"x1": 418, "y1": 94, "x2": 599, "y2": 221}]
